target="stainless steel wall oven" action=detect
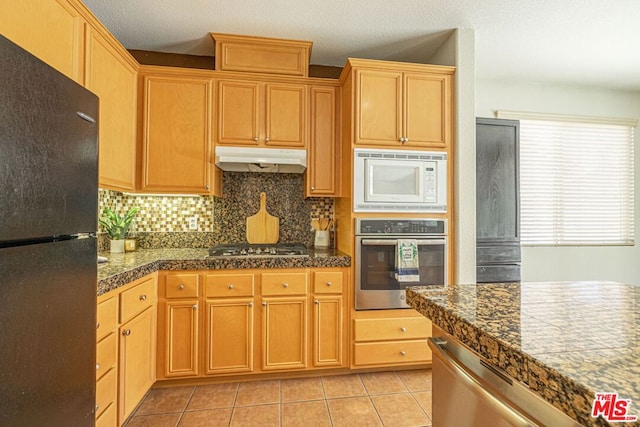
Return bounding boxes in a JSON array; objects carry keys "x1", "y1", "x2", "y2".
[{"x1": 355, "y1": 218, "x2": 448, "y2": 310}]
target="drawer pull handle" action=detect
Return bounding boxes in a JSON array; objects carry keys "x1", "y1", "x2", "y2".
[
  {"x1": 139, "y1": 294, "x2": 147, "y2": 301},
  {"x1": 178, "y1": 284, "x2": 185, "y2": 290},
  {"x1": 326, "y1": 281, "x2": 332, "y2": 286},
  {"x1": 400, "y1": 327, "x2": 407, "y2": 332},
  {"x1": 192, "y1": 304, "x2": 198, "y2": 310},
  {"x1": 400, "y1": 351, "x2": 406, "y2": 356},
  {"x1": 122, "y1": 329, "x2": 131, "y2": 336},
  {"x1": 282, "y1": 283, "x2": 289, "y2": 288},
  {"x1": 228, "y1": 284, "x2": 234, "y2": 289},
  {"x1": 96, "y1": 363, "x2": 100, "y2": 371}
]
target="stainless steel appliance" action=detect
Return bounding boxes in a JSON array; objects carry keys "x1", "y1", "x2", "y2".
[
  {"x1": 355, "y1": 218, "x2": 447, "y2": 310},
  {"x1": 209, "y1": 243, "x2": 309, "y2": 257},
  {"x1": 353, "y1": 148, "x2": 447, "y2": 212},
  {"x1": 429, "y1": 331, "x2": 581, "y2": 426},
  {"x1": 0, "y1": 35, "x2": 98, "y2": 426}
]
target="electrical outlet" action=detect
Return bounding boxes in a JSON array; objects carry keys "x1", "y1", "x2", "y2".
[{"x1": 188, "y1": 217, "x2": 198, "y2": 231}]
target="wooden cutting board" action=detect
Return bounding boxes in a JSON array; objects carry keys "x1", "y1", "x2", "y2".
[{"x1": 246, "y1": 192, "x2": 279, "y2": 244}]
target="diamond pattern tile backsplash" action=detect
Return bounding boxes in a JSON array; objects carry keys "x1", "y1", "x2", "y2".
[{"x1": 98, "y1": 172, "x2": 334, "y2": 250}]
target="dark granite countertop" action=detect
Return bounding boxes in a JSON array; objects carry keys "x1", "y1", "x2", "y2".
[
  {"x1": 406, "y1": 282, "x2": 640, "y2": 427},
  {"x1": 98, "y1": 248, "x2": 351, "y2": 296}
]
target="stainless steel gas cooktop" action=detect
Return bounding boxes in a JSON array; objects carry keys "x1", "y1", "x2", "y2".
[{"x1": 208, "y1": 243, "x2": 308, "y2": 258}]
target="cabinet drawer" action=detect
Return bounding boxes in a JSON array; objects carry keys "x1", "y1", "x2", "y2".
[
  {"x1": 96, "y1": 332, "x2": 117, "y2": 381},
  {"x1": 477, "y1": 265, "x2": 521, "y2": 283},
  {"x1": 354, "y1": 317, "x2": 430, "y2": 342},
  {"x1": 205, "y1": 273, "x2": 255, "y2": 297},
  {"x1": 313, "y1": 271, "x2": 343, "y2": 294},
  {"x1": 96, "y1": 296, "x2": 118, "y2": 342},
  {"x1": 261, "y1": 272, "x2": 307, "y2": 296},
  {"x1": 165, "y1": 273, "x2": 199, "y2": 298},
  {"x1": 120, "y1": 276, "x2": 156, "y2": 323},
  {"x1": 353, "y1": 340, "x2": 431, "y2": 366},
  {"x1": 477, "y1": 245, "x2": 521, "y2": 264},
  {"x1": 95, "y1": 367, "x2": 117, "y2": 418},
  {"x1": 95, "y1": 401, "x2": 116, "y2": 427}
]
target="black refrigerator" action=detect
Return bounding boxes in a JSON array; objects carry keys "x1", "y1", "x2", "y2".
[{"x1": 0, "y1": 35, "x2": 98, "y2": 426}]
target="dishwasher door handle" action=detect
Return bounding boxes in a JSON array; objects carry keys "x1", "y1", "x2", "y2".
[{"x1": 428, "y1": 337, "x2": 538, "y2": 427}]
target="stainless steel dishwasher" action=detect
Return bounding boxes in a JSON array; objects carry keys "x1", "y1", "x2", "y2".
[{"x1": 428, "y1": 334, "x2": 582, "y2": 426}]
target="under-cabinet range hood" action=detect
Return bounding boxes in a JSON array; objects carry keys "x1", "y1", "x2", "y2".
[{"x1": 215, "y1": 146, "x2": 307, "y2": 173}]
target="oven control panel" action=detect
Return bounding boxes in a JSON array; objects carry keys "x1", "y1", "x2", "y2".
[{"x1": 356, "y1": 218, "x2": 446, "y2": 235}]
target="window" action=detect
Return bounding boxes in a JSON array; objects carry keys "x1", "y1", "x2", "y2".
[{"x1": 497, "y1": 111, "x2": 636, "y2": 246}]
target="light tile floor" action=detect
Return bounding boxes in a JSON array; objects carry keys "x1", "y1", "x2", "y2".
[{"x1": 125, "y1": 369, "x2": 433, "y2": 427}]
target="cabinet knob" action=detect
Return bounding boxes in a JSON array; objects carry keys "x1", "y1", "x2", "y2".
[
  {"x1": 253, "y1": 137, "x2": 259, "y2": 141},
  {"x1": 400, "y1": 327, "x2": 407, "y2": 332},
  {"x1": 248, "y1": 302, "x2": 253, "y2": 307},
  {"x1": 314, "y1": 300, "x2": 319, "y2": 304},
  {"x1": 228, "y1": 284, "x2": 234, "y2": 289},
  {"x1": 326, "y1": 281, "x2": 332, "y2": 287},
  {"x1": 265, "y1": 137, "x2": 270, "y2": 142},
  {"x1": 95, "y1": 404, "x2": 99, "y2": 412},
  {"x1": 399, "y1": 137, "x2": 404, "y2": 143},
  {"x1": 96, "y1": 363, "x2": 100, "y2": 371},
  {"x1": 262, "y1": 302, "x2": 267, "y2": 306},
  {"x1": 311, "y1": 186, "x2": 315, "y2": 191},
  {"x1": 205, "y1": 184, "x2": 210, "y2": 190},
  {"x1": 192, "y1": 304, "x2": 198, "y2": 310},
  {"x1": 178, "y1": 284, "x2": 185, "y2": 290},
  {"x1": 400, "y1": 351, "x2": 406, "y2": 356},
  {"x1": 122, "y1": 329, "x2": 131, "y2": 336},
  {"x1": 139, "y1": 294, "x2": 147, "y2": 301},
  {"x1": 282, "y1": 283, "x2": 289, "y2": 288},
  {"x1": 96, "y1": 322, "x2": 100, "y2": 330}
]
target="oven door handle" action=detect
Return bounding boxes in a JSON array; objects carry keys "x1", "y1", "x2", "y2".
[{"x1": 361, "y1": 239, "x2": 446, "y2": 246}]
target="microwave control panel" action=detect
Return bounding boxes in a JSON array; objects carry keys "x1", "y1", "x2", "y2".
[{"x1": 356, "y1": 219, "x2": 446, "y2": 236}]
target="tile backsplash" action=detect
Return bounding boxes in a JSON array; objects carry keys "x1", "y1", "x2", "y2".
[{"x1": 98, "y1": 172, "x2": 334, "y2": 251}]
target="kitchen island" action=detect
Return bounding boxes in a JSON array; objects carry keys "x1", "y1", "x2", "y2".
[
  {"x1": 98, "y1": 248, "x2": 350, "y2": 296},
  {"x1": 406, "y1": 282, "x2": 640, "y2": 427}
]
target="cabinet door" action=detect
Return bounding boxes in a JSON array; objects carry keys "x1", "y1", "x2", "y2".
[
  {"x1": 161, "y1": 301, "x2": 199, "y2": 377},
  {"x1": 261, "y1": 297, "x2": 307, "y2": 370},
  {"x1": 205, "y1": 298, "x2": 254, "y2": 374},
  {"x1": 85, "y1": 26, "x2": 137, "y2": 191},
  {"x1": 0, "y1": 0, "x2": 84, "y2": 82},
  {"x1": 404, "y1": 73, "x2": 450, "y2": 148},
  {"x1": 307, "y1": 86, "x2": 338, "y2": 196},
  {"x1": 354, "y1": 69, "x2": 402, "y2": 145},
  {"x1": 265, "y1": 83, "x2": 306, "y2": 147},
  {"x1": 142, "y1": 75, "x2": 213, "y2": 193},
  {"x1": 217, "y1": 80, "x2": 260, "y2": 145},
  {"x1": 312, "y1": 296, "x2": 343, "y2": 367},
  {"x1": 119, "y1": 307, "x2": 156, "y2": 424}
]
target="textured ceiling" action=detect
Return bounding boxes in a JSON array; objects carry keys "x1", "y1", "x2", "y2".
[{"x1": 82, "y1": 0, "x2": 640, "y2": 90}]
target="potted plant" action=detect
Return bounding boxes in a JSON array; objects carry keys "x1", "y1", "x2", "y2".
[{"x1": 99, "y1": 207, "x2": 140, "y2": 253}]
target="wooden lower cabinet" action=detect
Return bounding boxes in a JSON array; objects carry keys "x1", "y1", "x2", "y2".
[
  {"x1": 352, "y1": 309, "x2": 432, "y2": 368},
  {"x1": 206, "y1": 298, "x2": 254, "y2": 374},
  {"x1": 96, "y1": 273, "x2": 157, "y2": 426},
  {"x1": 261, "y1": 296, "x2": 308, "y2": 370},
  {"x1": 155, "y1": 267, "x2": 348, "y2": 382}
]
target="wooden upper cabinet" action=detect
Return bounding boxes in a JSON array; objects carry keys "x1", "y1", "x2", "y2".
[
  {"x1": 141, "y1": 73, "x2": 219, "y2": 195},
  {"x1": 0, "y1": 0, "x2": 84, "y2": 82},
  {"x1": 307, "y1": 85, "x2": 339, "y2": 196},
  {"x1": 85, "y1": 26, "x2": 137, "y2": 192},
  {"x1": 404, "y1": 73, "x2": 450, "y2": 148},
  {"x1": 349, "y1": 59, "x2": 454, "y2": 149},
  {"x1": 355, "y1": 69, "x2": 403, "y2": 145},
  {"x1": 217, "y1": 79, "x2": 306, "y2": 147}
]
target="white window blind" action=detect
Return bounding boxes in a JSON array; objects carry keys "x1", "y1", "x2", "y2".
[{"x1": 497, "y1": 111, "x2": 636, "y2": 246}]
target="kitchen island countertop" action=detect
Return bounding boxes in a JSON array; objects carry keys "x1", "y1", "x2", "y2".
[
  {"x1": 98, "y1": 248, "x2": 350, "y2": 296},
  {"x1": 406, "y1": 282, "x2": 640, "y2": 427}
]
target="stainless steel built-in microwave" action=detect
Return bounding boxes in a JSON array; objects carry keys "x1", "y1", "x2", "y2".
[{"x1": 353, "y1": 148, "x2": 447, "y2": 212}]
